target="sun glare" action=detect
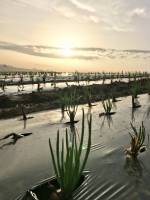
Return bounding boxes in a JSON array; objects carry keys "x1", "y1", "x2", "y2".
[{"x1": 60, "y1": 41, "x2": 73, "y2": 57}]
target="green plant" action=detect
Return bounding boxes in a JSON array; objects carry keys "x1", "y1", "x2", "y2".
[
  {"x1": 0, "y1": 79, "x2": 7, "y2": 93},
  {"x1": 84, "y1": 86, "x2": 92, "y2": 107},
  {"x1": 131, "y1": 82, "x2": 140, "y2": 98},
  {"x1": 131, "y1": 95, "x2": 141, "y2": 108},
  {"x1": 126, "y1": 122, "x2": 147, "y2": 158},
  {"x1": 146, "y1": 80, "x2": 150, "y2": 95},
  {"x1": 112, "y1": 96, "x2": 117, "y2": 102},
  {"x1": 59, "y1": 94, "x2": 68, "y2": 121},
  {"x1": 49, "y1": 109, "x2": 92, "y2": 200},
  {"x1": 102, "y1": 99, "x2": 113, "y2": 115},
  {"x1": 127, "y1": 72, "x2": 131, "y2": 83},
  {"x1": 66, "y1": 90, "x2": 78, "y2": 124}
]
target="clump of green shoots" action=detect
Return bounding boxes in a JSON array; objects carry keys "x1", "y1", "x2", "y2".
[
  {"x1": 20, "y1": 104, "x2": 27, "y2": 121},
  {"x1": 102, "y1": 73, "x2": 106, "y2": 85},
  {"x1": 49, "y1": 109, "x2": 92, "y2": 200},
  {"x1": 128, "y1": 72, "x2": 131, "y2": 83},
  {"x1": 84, "y1": 86, "x2": 92, "y2": 107},
  {"x1": 20, "y1": 104, "x2": 27, "y2": 129},
  {"x1": 131, "y1": 82, "x2": 140, "y2": 99},
  {"x1": 65, "y1": 90, "x2": 78, "y2": 124},
  {"x1": 125, "y1": 122, "x2": 148, "y2": 158},
  {"x1": 101, "y1": 99, "x2": 114, "y2": 115},
  {"x1": 74, "y1": 71, "x2": 80, "y2": 85},
  {"x1": 131, "y1": 82, "x2": 141, "y2": 108},
  {"x1": 112, "y1": 95, "x2": 117, "y2": 103},
  {"x1": 36, "y1": 78, "x2": 43, "y2": 92},
  {"x1": 146, "y1": 80, "x2": 150, "y2": 95},
  {"x1": 59, "y1": 94, "x2": 68, "y2": 121},
  {"x1": 132, "y1": 95, "x2": 141, "y2": 109},
  {"x1": 1, "y1": 80, "x2": 6, "y2": 93}
]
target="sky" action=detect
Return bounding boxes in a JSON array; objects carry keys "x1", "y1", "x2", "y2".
[{"x1": 0, "y1": 0, "x2": 150, "y2": 72}]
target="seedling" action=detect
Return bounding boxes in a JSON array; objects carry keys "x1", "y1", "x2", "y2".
[
  {"x1": 131, "y1": 82, "x2": 140, "y2": 99},
  {"x1": 59, "y1": 94, "x2": 68, "y2": 121},
  {"x1": 112, "y1": 96, "x2": 117, "y2": 103},
  {"x1": 49, "y1": 109, "x2": 92, "y2": 200},
  {"x1": 101, "y1": 99, "x2": 115, "y2": 115},
  {"x1": 84, "y1": 86, "x2": 93, "y2": 107},
  {"x1": 125, "y1": 122, "x2": 148, "y2": 158},
  {"x1": 65, "y1": 90, "x2": 79, "y2": 124},
  {"x1": 132, "y1": 96, "x2": 141, "y2": 109}
]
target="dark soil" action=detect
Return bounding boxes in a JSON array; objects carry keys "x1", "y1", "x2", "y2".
[{"x1": 0, "y1": 79, "x2": 149, "y2": 119}]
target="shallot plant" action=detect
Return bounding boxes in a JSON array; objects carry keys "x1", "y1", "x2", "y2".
[
  {"x1": 49, "y1": 109, "x2": 92, "y2": 200},
  {"x1": 126, "y1": 122, "x2": 148, "y2": 158},
  {"x1": 65, "y1": 90, "x2": 78, "y2": 124},
  {"x1": 102, "y1": 99, "x2": 113, "y2": 115}
]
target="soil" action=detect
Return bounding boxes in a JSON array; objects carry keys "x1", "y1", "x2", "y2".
[{"x1": 0, "y1": 79, "x2": 149, "y2": 119}]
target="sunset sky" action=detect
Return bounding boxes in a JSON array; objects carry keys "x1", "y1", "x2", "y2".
[{"x1": 0, "y1": 0, "x2": 150, "y2": 72}]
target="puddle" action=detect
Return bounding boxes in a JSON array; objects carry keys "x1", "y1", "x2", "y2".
[{"x1": 0, "y1": 78, "x2": 129, "y2": 96}]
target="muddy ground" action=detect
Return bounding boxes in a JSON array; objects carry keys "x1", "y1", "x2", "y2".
[{"x1": 0, "y1": 79, "x2": 149, "y2": 119}]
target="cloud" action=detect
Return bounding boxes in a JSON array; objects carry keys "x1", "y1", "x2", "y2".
[
  {"x1": 104, "y1": 25, "x2": 133, "y2": 32},
  {"x1": 6, "y1": 0, "x2": 149, "y2": 33},
  {"x1": 89, "y1": 15, "x2": 99, "y2": 23},
  {"x1": 13, "y1": 0, "x2": 52, "y2": 11},
  {"x1": 0, "y1": 41, "x2": 98, "y2": 60},
  {"x1": 1, "y1": 41, "x2": 150, "y2": 61},
  {"x1": 53, "y1": 6, "x2": 76, "y2": 18},
  {"x1": 129, "y1": 8, "x2": 146, "y2": 17},
  {"x1": 70, "y1": 0, "x2": 95, "y2": 13}
]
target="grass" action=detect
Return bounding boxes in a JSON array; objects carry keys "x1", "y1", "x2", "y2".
[
  {"x1": 49, "y1": 109, "x2": 92, "y2": 200},
  {"x1": 126, "y1": 122, "x2": 147, "y2": 158}
]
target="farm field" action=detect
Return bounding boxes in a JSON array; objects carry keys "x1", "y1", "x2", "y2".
[{"x1": 0, "y1": 93, "x2": 150, "y2": 200}]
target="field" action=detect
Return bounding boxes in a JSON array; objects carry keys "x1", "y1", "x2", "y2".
[{"x1": 0, "y1": 72, "x2": 150, "y2": 200}]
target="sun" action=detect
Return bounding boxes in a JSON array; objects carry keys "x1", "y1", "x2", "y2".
[{"x1": 60, "y1": 41, "x2": 73, "y2": 57}]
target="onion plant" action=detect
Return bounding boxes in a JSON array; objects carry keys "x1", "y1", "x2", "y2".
[
  {"x1": 20, "y1": 104, "x2": 27, "y2": 121},
  {"x1": 42, "y1": 73, "x2": 47, "y2": 85},
  {"x1": 128, "y1": 72, "x2": 131, "y2": 83},
  {"x1": 30, "y1": 74, "x2": 34, "y2": 86},
  {"x1": 132, "y1": 96, "x2": 141, "y2": 109},
  {"x1": 37, "y1": 79, "x2": 43, "y2": 92},
  {"x1": 20, "y1": 104, "x2": 27, "y2": 129},
  {"x1": 102, "y1": 74, "x2": 106, "y2": 85},
  {"x1": 131, "y1": 82, "x2": 140, "y2": 99},
  {"x1": 112, "y1": 96, "x2": 117, "y2": 103},
  {"x1": 74, "y1": 71, "x2": 80, "y2": 85},
  {"x1": 110, "y1": 74, "x2": 114, "y2": 84},
  {"x1": 59, "y1": 94, "x2": 68, "y2": 121},
  {"x1": 1, "y1": 81, "x2": 6, "y2": 93},
  {"x1": 126, "y1": 122, "x2": 148, "y2": 158},
  {"x1": 49, "y1": 109, "x2": 92, "y2": 200},
  {"x1": 102, "y1": 99, "x2": 114, "y2": 115},
  {"x1": 65, "y1": 90, "x2": 78, "y2": 124},
  {"x1": 84, "y1": 86, "x2": 92, "y2": 107},
  {"x1": 147, "y1": 80, "x2": 150, "y2": 95}
]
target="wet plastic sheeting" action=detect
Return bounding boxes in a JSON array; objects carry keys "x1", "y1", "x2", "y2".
[
  {"x1": 0, "y1": 79, "x2": 128, "y2": 96},
  {"x1": 0, "y1": 94, "x2": 150, "y2": 199}
]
